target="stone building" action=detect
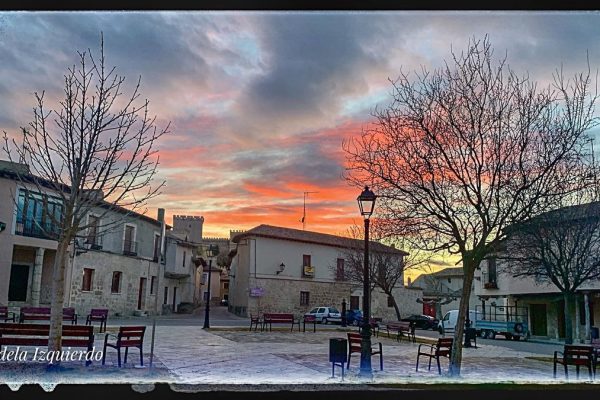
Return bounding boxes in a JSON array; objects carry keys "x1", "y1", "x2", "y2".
[
  {"x1": 228, "y1": 224, "x2": 423, "y2": 319},
  {"x1": 0, "y1": 161, "x2": 198, "y2": 317}
]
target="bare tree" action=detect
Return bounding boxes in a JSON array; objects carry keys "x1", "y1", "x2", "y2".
[
  {"x1": 3, "y1": 34, "x2": 169, "y2": 358},
  {"x1": 336, "y1": 224, "x2": 423, "y2": 320},
  {"x1": 344, "y1": 36, "x2": 599, "y2": 376},
  {"x1": 501, "y1": 196, "x2": 600, "y2": 344}
]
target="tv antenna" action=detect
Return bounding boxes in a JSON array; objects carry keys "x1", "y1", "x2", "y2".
[{"x1": 301, "y1": 191, "x2": 319, "y2": 230}]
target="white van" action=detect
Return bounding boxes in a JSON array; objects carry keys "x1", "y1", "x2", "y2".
[{"x1": 438, "y1": 310, "x2": 482, "y2": 335}]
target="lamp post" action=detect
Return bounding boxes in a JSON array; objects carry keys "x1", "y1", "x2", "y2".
[
  {"x1": 203, "y1": 244, "x2": 220, "y2": 329},
  {"x1": 357, "y1": 185, "x2": 376, "y2": 378}
]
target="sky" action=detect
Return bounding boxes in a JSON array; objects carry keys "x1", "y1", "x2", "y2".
[{"x1": 1, "y1": 11, "x2": 600, "y2": 278}]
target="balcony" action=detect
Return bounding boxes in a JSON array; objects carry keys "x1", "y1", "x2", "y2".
[
  {"x1": 484, "y1": 281, "x2": 498, "y2": 289},
  {"x1": 15, "y1": 220, "x2": 60, "y2": 240},
  {"x1": 85, "y1": 234, "x2": 103, "y2": 250},
  {"x1": 123, "y1": 239, "x2": 138, "y2": 257}
]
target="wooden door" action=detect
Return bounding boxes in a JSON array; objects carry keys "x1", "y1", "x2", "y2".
[
  {"x1": 172, "y1": 286, "x2": 177, "y2": 312},
  {"x1": 557, "y1": 299, "x2": 566, "y2": 338},
  {"x1": 138, "y1": 277, "x2": 147, "y2": 310},
  {"x1": 8, "y1": 265, "x2": 29, "y2": 302},
  {"x1": 423, "y1": 302, "x2": 436, "y2": 317},
  {"x1": 530, "y1": 304, "x2": 547, "y2": 336}
]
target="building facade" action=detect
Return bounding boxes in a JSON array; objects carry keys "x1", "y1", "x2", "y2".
[
  {"x1": 410, "y1": 267, "x2": 479, "y2": 320},
  {"x1": 0, "y1": 161, "x2": 199, "y2": 317},
  {"x1": 475, "y1": 255, "x2": 600, "y2": 342},
  {"x1": 228, "y1": 224, "x2": 423, "y2": 320}
]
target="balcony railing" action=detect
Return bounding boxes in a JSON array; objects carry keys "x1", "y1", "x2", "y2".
[
  {"x1": 123, "y1": 239, "x2": 138, "y2": 256},
  {"x1": 15, "y1": 220, "x2": 60, "y2": 240},
  {"x1": 85, "y1": 234, "x2": 103, "y2": 250}
]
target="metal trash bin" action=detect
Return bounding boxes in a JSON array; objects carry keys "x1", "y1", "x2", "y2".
[
  {"x1": 592, "y1": 326, "x2": 599, "y2": 340},
  {"x1": 464, "y1": 327, "x2": 477, "y2": 348},
  {"x1": 329, "y1": 338, "x2": 347, "y2": 378}
]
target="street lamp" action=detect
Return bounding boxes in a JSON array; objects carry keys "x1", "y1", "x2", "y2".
[
  {"x1": 357, "y1": 185, "x2": 376, "y2": 378},
  {"x1": 203, "y1": 244, "x2": 220, "y2": 329}
]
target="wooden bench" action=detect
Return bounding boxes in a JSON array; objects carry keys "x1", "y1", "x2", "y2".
[
  {"x1": 62, "y1": 308, "x2": 78, "y2": 324},
  {"x1": 19, "y1": 307, "x2": 78, "y2": 324},
  {"x1": 0, "y1": 323, "x2": 95, "y2": 366},
  {"x1": 384, "y1": 321, "x2": 415, "y2": 343},
  {"x1": 85, "y1": 309, "x2": 108, "y2": 333},
  {"x1": 346, "y1": 332, "x2": 383, "y2": 370},
  {"x1": 303, "y1": 315, "x2": 316, "y2": 333},
  {"x1": 249, "y1": 314, "x2": 262, "y2": 332},
  {"x1": 0, "y1": 306, "x2": 15, "y2": 322},
  {"x1": 102, "y1": 326, "x2": 146, "y2": 367},
  {"x1": 553, "y1": 344, "x2": 595, "y2": 379},
  {"x1": 262, "y1": 313, "x2": 300, "y2": 332},
  {"x1": 358, "y1": 318, "x2": 381, "y2": 337},
  {"x1": 416, "y1": 337, "x2": 453, "y2": 375}
]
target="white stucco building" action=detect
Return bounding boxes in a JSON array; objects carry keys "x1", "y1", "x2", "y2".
[{"x1": 228, "y1": 224, "x2": 423, "y2": 319}]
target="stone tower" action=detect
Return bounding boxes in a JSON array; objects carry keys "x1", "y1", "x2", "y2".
[{"x1": 173, "y1": 215, "x2": 204, "y2": 243}]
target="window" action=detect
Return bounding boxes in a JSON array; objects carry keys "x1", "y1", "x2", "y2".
[
  {"x1": 16, "y1": 189, "x2": 63, "y2": 239},
  {"x1": 153, "y1": 234, "x2": 160, "y2": 262},
  {"x1": 336, "y1": 258, "x2": 345, "y2": 280},
  {"x1": 201, "y1": 273, "x2": 208, "y2": 285},
  {"x1": 303, "y1": 254, "x2": 311, "y2": 267},
  {"x1": 488, "y1": 257, "x2": 497, "y2": 283},
  {"x1": 350, "y1": 296, "x2": 360, "y2": 310},
  {"x1": 300, "y1": 291, "x2": 310, "y2": 306},
  {"x1": 123, "y1": 225, "x2": 137, "y2": 256},
  {"x1": 223, "y1": 282, "x2": 229, "y2": 289},
  {"x1": 302, "y1": 254, "x2": 312, "y2": 277},
  {"x1": 86, "y1": 215, "x2": 100, "y2": 247},
  {"x1": 163, "y1": 286, "x2": 169, "y2": 305},
  {"x1": 82, "y1": 268, "x2": 94, "y2": 292},
  {"x1": 387, "y1": 296, "x2": 394, "y2": 307},
  {"x1": 111, "y1": 271, "x2": 122, "y2": 294},
  {"x1": 150, "y1": 276, "x2": 157, "y2": 295},
  {"x1": 183, "y1": 251, "x2": 187, "y2": 268}
]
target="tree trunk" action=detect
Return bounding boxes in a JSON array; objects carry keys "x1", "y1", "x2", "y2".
[
  {"x1": 390, "y1": 294, "x2": 402, "y2": 321},
  {"x1": 564, "y1": 292, "x2": 574, "y2": 345},
  {"x1": 48, "y1": 239, "x2": 70, "y2": 355},
  {"x1": 448, "y1": 256, "x2": 476, "y2": 377}
]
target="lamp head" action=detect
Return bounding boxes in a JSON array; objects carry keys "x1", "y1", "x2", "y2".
[
  {"x1": 276, "y1": 262, "x2": 285, "y2": 274},
  {"x1": 357, "y1": 186, "x2": 377, "y2": 219}
]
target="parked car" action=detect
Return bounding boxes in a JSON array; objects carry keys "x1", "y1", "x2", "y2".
[
  {"x1": 345, "y1": 309, "x2": 363, "y2": 326},
  {"x1": 220, "y1": 299, "x2": 228, "y2": 306},
  {"x1": 305, "y1": 307, "x2": 342, "y2": 324},
  {"x1": 401, "y1": 314, "x2": 439, "y2": 330}
]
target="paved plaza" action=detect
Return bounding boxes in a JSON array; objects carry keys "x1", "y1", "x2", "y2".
[{"x1": 1, "y1": 314, "x2": 596, "y2": 389}]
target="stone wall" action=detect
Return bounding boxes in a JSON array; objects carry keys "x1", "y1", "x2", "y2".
[
  {"x1": 371, "y1": 286, "x2": 424, "y2": 321},
  {"x1": 245, "y1": 277, "x2": 353, "y2": 317},
  {"x1": 67, "y1": 250, "x2": 160, "y2": 317}
]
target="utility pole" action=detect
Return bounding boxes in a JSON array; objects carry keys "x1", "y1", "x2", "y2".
[{"x1": 301, "y1": 191, "x2": 319, "y2": 230}]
